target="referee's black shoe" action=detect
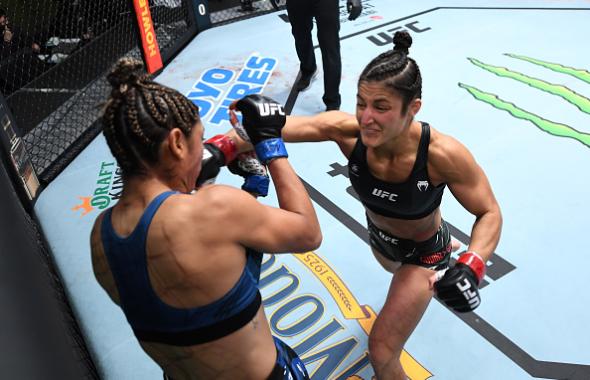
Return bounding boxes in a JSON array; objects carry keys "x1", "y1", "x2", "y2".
[{"x1": 295, "y1": 69, "x2": 317, "y2": 92}]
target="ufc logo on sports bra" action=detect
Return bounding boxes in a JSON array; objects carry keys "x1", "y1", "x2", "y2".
[
  {"x1": 372, "y1": 188, "x2": 398, "y2": 202},
  {"x1": 258, "y1": 102, "x2": 285, "y2": 116}
]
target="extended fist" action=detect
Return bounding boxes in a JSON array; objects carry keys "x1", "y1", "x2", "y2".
[
  {"x1": 434, "y1": 252, "x2": 486, "y2": 313},
  {"x1": 233, "y1": 94, "x2": 286, "y2": 145},
  {"x1": 230, "y1": 95, "x2": 288, "y2": 164}
]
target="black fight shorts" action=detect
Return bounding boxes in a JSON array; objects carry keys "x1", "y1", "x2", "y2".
[{"x1": 367, "y1": 216, "x2": 453, "y2": 271}]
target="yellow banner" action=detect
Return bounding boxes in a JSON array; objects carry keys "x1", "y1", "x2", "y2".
[
  {"x1": 295, "y1": 251, "x2": 432, "y2": 380},
  {"x1": 295, "y1": 252, "x2": 367, "y2": 319}
]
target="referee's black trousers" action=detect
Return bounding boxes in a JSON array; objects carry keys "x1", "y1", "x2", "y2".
[{"x1": 287, "y1": 0, "x2": 341, "y2": 108}]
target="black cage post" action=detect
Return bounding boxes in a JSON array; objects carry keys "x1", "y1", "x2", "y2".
[{"x1": 0, "y1": 94, "x2": 40, "y2": 211}]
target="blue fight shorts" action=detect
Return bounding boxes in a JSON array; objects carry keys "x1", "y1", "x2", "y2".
[
  {"x1": 163, "y1": 337, "x2": 309, "y2": 380},
  {"x1": 267, "y1": 337, "x2": 310, "y2": 380}
]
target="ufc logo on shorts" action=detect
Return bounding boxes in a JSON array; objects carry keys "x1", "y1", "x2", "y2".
[
  {"x1": 456, "y1": 278, "x2": 480, "y2": 309},
  {"x1": 378, "y1": 230, "x2": 398, "y2": 245},
  {"x1": 258, "y1": 102, "x2": 285, "y2": 116},
  {"x1": 372, "y1": 188, "x2": 398, "y2": 202}
]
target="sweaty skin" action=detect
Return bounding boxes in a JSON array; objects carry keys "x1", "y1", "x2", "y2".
[
  {"x1": 230, "y1": 83, "x2": 502, "y2": 380},
  {"x1": 91, "y1": 120, "x2": 321, "y2": 380},
  {"x1": 276, "y1": 83, "x2": 501, "y2": 263}
]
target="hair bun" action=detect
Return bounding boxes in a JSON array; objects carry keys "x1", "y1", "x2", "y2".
[
  {"x1": 107, "y1": 58, "x2": 144, "y2": 89},
  {"x1": 393, "y1": 31, "x2": 412, "y2": 54}
]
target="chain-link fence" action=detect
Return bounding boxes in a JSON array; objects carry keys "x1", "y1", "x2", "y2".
[
  {"x1": 0, "y1": 1, "x2": 199, "y2": 378},
  {"x1": 209, "y1": 0, "x2": 286, "y2": 26},
  {"x1": 0, "y1": 0, "x2": 196, "y2": 184}
]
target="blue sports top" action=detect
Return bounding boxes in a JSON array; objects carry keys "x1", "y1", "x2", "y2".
[
  {"x1": 348, "y1": 122, "x2": 447, "y2": 220},
  {"x1": 100, "y1": 191, "x2": 262, "y2": 346}
]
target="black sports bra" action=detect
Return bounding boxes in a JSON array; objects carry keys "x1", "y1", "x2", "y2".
[{"x1": 348, "y1": 122, "x2": 446, "y2": 220}]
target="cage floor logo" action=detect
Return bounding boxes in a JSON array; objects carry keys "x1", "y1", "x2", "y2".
[
  {"x1": 71, "y1": 162, "x2": 122, "y2": 217},
  {"x1": 262, "y1": 252, "x2": 432, "y2": 380},
  {"x1": 459, "y1": 54, "x2": 590, "y2": 148},
  {"x1": 187, "y1": 54, "x2": 278, "y2": 128}
]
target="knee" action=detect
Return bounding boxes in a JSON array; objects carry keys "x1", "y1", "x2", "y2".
[{"x1": 368, "y1": 334, "x2": 401, "y2": 367}]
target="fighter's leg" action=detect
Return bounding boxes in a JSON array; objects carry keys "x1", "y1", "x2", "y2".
[
  {"x1": 370, "y1": 247, "x2": 401, "y2": 274},
  {"x1": 368, "y1": 264, "x2": 435, "y2": 380}
]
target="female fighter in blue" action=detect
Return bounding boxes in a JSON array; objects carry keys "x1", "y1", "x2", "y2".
[{"x1": 90, "y1": 58, "x2": 319, "y2": 379}]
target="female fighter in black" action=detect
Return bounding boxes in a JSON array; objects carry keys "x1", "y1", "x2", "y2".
[{"x1": 231, "y1": 31, "x2": 502, "y2": 379}]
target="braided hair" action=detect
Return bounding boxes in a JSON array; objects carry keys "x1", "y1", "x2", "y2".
[
  {"x1": 102, "y1": 58, "x2": 200, "y2": 178},
  {"x1": 359, "y1": 31, "x2": 422, "y2": 113}
]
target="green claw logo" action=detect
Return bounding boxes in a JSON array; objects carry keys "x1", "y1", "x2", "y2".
[{"x1": 459, "y1": 54, "x2": 590, "y2": 148}]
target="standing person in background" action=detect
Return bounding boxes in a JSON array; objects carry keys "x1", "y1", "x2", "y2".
[
  {"x1": 287, "y1": 0, "x2": 362, "y2": 111},
  {"x1": 0, "y1": 9, "x2": 22, "y2": 60},
  {"x1": 90, "y1": 58, "x2": 321, "y2": 379},
  {"x1": 0, "y1": 9, "x2": 8, "y2": 34}
]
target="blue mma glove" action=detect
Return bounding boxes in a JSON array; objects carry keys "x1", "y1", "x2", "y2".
[{"x1": 228, "y1": 152, "x2": 270, "y2": 197}]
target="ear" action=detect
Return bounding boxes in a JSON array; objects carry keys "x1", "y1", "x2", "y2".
[
  {"x1": 408, "y1": 98, "x2": 422, "y2": 117},
  {"x1": 166, "y1": 128, "x2": 187, "y2": 160}
]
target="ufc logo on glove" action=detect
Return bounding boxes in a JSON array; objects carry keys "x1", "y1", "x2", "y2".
[
  {"x1": 258, "y1": 102, "x2": 285, "y2": 116},
  {"x1": 456, "y1": 278, "x2": 481, "y2": 309}
]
